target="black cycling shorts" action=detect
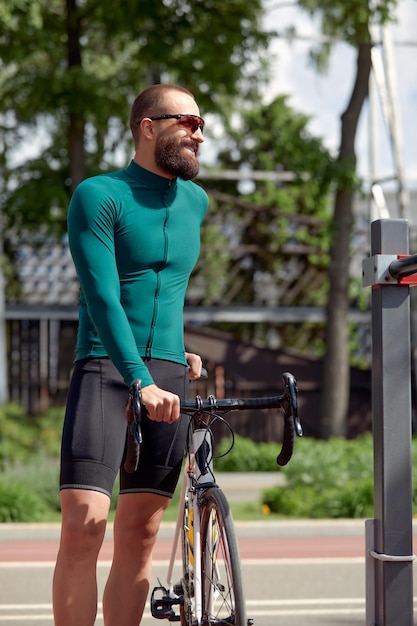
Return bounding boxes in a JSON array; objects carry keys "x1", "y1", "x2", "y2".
[{"x1": 60, "y1": 357, "x2": 189, "y2": 499}]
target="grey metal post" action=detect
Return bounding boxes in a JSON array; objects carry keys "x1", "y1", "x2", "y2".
[{"x1": 364, "y1": 219, "x2": 414, "y2": 625}]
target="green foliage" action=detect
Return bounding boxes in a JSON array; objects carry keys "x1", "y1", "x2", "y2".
[
  {"x1": 0, "y1": 0, "x2": 269, "y2": 239},
  {"x1": 215, "y1": 433, "x2": 413, "y2": 519},
  {"x1": 0, "y1": 402, "x2": 119, "y2": 521},
  {"x1": 263, "y1": 478, "x2": 374, "y2": 519},
  {"x1": 218, "y1": 95, "x2": 334, "y2": 217},
  {"x1": 198, "y1": 94, "x2": 339, "y2": 354},
  {"x1": 213, "y1": 94, "x2": 335, "y2": 288},
  {"x1": 3, "y1": 454, "x2": 61, "y2": 513},
  {"x1": 290, "y1": 0, "x2": 398, "y2": 438},
  {"x1": 1, "y1": 411, "x2": 417, "y2": 521},
  {"x1": 0, "y1": 404, "x2": 64, "y2": 520},
  {"x1": 280, "y1": 435, "x2": 374, "y2": 487},
  {"x1": 0, "y1": 480, "x2": 48, "y2": 522},
  {"x1": 194, "y1": 220, "x2": 231, "y2": 304},
  {"x1": 0, "y1": 403, "x2": 64, "y2": 468},
  {"x1": 261, "y1": 434, "x2": 375, "y2": 518},
  {"x1": 215, "y1": 434, "x2": 281, "y2": 472},
  {"x1": 34, "y1": 407, "x2": 65, "y2": 458},
  {"x1": 0, "y1": 403, "x2": 37, "y2": 464}
]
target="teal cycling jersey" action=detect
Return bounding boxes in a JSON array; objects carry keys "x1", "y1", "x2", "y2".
[{"x1": 68, "y1": 160, "x2": 209, "y2": 388}]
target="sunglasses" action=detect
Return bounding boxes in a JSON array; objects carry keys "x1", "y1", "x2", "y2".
[{"x1": 145, "y1": 113, "x2": 205, "y2": 133}]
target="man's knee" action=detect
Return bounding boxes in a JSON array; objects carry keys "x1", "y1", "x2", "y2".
[
  {"x1": 114, "y1": 493, "x2": 170, "y2": 543},
  {"x1": 59, "y1": 488, "x2": 110, "y2": 555}
]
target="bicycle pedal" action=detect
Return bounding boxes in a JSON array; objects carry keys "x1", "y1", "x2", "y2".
[{"x1": 150, "y1": 586, "x2": 182, "y2": 621}]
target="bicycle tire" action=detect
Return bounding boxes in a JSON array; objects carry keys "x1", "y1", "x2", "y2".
[{"x1": 199, "y1": 487, "x2": 246, "y2": 626}]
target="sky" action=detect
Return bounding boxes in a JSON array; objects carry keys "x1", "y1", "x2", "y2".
[{"x1": 259, "y1": 0, "x2": 417, "y2": 193}]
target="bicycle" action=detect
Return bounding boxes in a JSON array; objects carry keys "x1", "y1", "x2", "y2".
[{"x1": 124, "y1": 371, "x2": 303, "y2": 626}]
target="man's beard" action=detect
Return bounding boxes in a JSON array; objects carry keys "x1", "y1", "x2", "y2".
[{"x1": 155, "y1": 133, "x2": 200, "y2": 180}]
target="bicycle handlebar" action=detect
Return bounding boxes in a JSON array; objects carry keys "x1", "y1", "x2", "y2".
[{"x1": 124, "y1": 372, "x2": 302, "y2": 474}]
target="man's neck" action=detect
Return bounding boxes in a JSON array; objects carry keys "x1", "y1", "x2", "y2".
[{"x1": 133, "y1": 154, "x2": 175, "y2": 180}]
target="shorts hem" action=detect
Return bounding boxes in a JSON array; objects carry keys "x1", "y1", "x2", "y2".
[
  {"x1": 119, "y1": 487, "x2": 173, "y2": 499},
  {"x1": 60, "y1": 459, "x2": 116, "y2": 498},
  {"x1": 60, "y1": 483, "x2": 112, "y2": 498}
]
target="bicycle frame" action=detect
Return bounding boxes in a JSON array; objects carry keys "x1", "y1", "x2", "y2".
[
  {"x1": 129, "y1": 373, "x2": 302, "y2": 624},
  {"x1": 166, "y1": 413, "x2": 215, "y2": 623}
]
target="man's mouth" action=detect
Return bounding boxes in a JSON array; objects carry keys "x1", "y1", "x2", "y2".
[{"x1": 182, "y1": 141, "x2": 199, "y2": 156}]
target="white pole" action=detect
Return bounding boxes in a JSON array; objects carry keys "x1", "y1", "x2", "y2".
[
  {"x1": 382, "y1": 25, "x2": 409, "y2": 219},
  {"x1": 0, "y1": 205, "x2": 8, "y2": 404}
]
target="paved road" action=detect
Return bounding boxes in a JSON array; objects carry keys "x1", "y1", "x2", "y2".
[
  {"x1": 0, "y1": 517, "x2": 406, "y2": 626},
  {"x1": 0, "y1": 472, "x2": 416, "y2": 625}
]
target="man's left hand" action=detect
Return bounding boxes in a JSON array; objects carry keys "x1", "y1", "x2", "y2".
[{"x1": 186, "y1": 352, "x2": 203, "y2": 380}]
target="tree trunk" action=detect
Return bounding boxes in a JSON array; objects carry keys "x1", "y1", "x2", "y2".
[
  {"x1": 68, "y1": 112, "x2": 86, "y2": 191},
  {"x1": 321, "y1": 41, "x2": 372, "y2": 438},
  {"x1": 66, "y1": 0, "x2": 86, "y2": 191}
]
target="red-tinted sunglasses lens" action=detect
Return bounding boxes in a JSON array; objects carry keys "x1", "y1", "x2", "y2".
[{"x1": 178, "y1": 115, "x2": 204, "y2": 133}]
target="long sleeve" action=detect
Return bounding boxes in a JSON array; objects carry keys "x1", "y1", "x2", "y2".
[{"x1": 68, "y1": 178, "x2": 155, "y2": 387}]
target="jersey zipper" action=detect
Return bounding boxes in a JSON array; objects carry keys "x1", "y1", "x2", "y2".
[{"x1": 145, "y1": 182, "x2": 172, "y2": 358}]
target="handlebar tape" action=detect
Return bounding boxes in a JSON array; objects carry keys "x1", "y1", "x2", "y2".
[
  {"x1": 276, "y1": 372, "x2": 302, "y2": 466},
  {"x1": 276, "y1": 412, "x2": 296, "y2": 466}
]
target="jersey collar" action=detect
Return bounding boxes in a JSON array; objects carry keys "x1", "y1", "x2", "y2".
[{"x1": 127, "y1": 160, "x2": 178, "y2": 191}]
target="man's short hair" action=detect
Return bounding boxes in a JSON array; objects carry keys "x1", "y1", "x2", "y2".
[{"x1": 129, "y1": 84, "x2": 195, "y2": 144}]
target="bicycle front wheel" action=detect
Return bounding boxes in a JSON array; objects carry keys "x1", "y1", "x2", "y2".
[{"x1": 199, "y1": 487, "x2": 246, "y2": 625}]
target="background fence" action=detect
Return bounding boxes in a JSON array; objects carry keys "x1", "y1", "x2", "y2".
[{"x1": 5, "y1": 307, "x2": 373, "y2": 441}]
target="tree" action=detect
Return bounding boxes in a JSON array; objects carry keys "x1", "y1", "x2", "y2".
[
  {"x1": 0, "y1": 0, "x2": 268, "y2": 404},
  {"x1": 295, "y1": 0, "x2": 398, "y2": 437},
  {"x1": 190, "y1": 95, "x2": 335, "y2": 351},
  {"x1": 0, "y1": 0, "x2": 269, "y2": 240}
]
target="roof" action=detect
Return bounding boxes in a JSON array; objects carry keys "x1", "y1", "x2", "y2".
[{"x1": 13, "y1": 234, "x2": 79, "y2": 306}]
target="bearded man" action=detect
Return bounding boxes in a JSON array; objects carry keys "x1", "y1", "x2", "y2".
[{"x1": 53, "y1": 84, "x2": 208, "y2": 626}]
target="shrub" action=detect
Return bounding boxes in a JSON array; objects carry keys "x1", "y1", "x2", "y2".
[
  {"x1": 262, "y1": 435, "x2": 375, "y2": 518},
  {"x1": 4, "y1": 454, "x2": 62, "y2": 513},
  {"x1": 3, "y1": 403, "x2": 417, "y2": 521},
  {"x1": 0, "y1": 403, "x2": 37, "y2": 467},
  {"x1": 282, "y1": 435, "x2": 374, "y2": 487},
  {"x1": 215, "y1": 432, "x2": 377, "y2": 518},
  {"x1": 2, "y1": 454, "x2": 119, "y2": 519},
  {"x1": 0, "y1": 403, "x2": 64, "y2": 469},
  {"x1": 215, "y1": 434, "x2": 282, "y2": 472},
  {"x1": 34, "y1": 407, "x2": 64, "y2": 457},
  {"x1": 0, "y1": 480, "x2": 48, "y2": 522},
  {"x1": 263, "y1": 477, "x2": 374, "y2": 519}
]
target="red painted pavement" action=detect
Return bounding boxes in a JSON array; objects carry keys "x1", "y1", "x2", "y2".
[{"x1": 0, "y1": 534, "x2": 366, "y2": 563}]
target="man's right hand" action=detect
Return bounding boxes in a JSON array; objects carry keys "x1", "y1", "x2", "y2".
[{"x1": 140, "y1": 384, "x2": 180, "y2": 424}]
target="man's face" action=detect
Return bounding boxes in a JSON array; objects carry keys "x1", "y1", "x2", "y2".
[{"x1": 152, "y1": 92, "x2": 204, "y2": 180}]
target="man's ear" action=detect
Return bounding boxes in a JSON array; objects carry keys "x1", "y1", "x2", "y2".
[{"x1": 140, "y1": 119, "x2": 154, "y2": 140}]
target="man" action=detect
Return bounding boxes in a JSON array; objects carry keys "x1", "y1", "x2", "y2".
[{"x1": 52, "y1": 84, "x2": 208, "y2": 626}]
